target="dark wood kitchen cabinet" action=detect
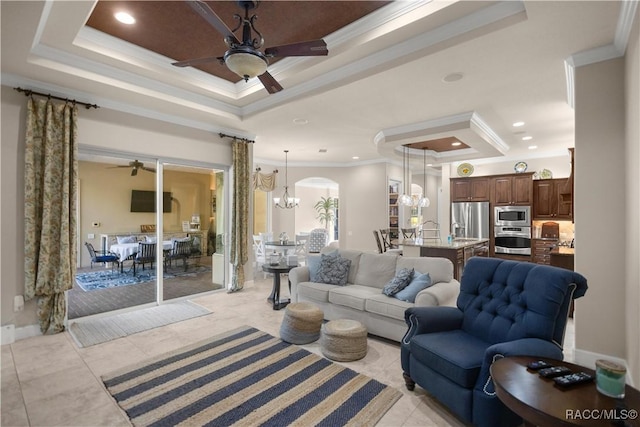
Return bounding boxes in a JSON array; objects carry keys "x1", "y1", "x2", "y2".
[
  {"x1": 532, "y1": 238, "x2": 558, "y2": 265},
  {"x1": 492, "y1": 173, "x2": 533, "y2": 206},
  {"x1": 451, "y1": 177, "x2": 490, "y2": 202},
  {"x1": 533, "y1": 179, "x2": 573, "y2": 220}
]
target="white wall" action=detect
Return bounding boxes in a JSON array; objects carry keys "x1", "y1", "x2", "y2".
[
  {"x1": 574, "y1": 58, "x2": 628, "y2": 368},
  {"x1": 624, "y1": 8, "x2": 640, "y2": 386}
]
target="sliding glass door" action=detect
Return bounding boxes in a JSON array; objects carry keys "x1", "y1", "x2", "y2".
[
  {"x1": 71, "y1": 151, "x2": 227, "y2": 319},
  {"x1": 161, "y1": 163, "x2": 225, "y2": 301}
]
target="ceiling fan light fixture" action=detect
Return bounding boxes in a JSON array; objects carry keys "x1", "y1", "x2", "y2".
[{"x1": 224, "y1": 49, "x2": 268, "y2": 81}]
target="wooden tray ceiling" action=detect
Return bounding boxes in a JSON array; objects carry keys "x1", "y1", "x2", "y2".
[{"x1": 86, "y1": 1, "x2": 390, "y2": 83}]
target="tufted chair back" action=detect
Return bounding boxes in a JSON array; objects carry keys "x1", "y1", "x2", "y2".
[{"x1": 457, "y1": 257, "x2": 587, "y2": 347}]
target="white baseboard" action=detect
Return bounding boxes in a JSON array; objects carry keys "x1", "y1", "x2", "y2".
[
  {"x1": 574, "y1": 348, "x2": 634, "y2": 387},
  {"x1": 1, "y1": 323, "x2": 41, "y2": 345},
  {"x1": 1, "y1": 324, "x2": 15, "y2": 345}
]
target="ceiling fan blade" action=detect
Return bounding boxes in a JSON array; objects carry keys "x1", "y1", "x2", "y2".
[
  {"x1": 264, "y1": 39, "x2": 328, "y2": 58},
  {"x1": 186, "y1": 0, "x2": 240, "y2": 46},
  {"x1": 172, "y1": 56, "x2": 223, "y2": 67},
  {"x1": 258, "y1": 72, "x2": 283, "y2": 94},
  {"x1": 142, "y1": 167, "x2": 156, "y2": 173},
  {"x1": 131, "y1": 168, "x2": 138, "y2": 177}
]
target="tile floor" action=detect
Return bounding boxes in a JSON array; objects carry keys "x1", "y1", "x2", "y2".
[{"x1": 1, "y1": 277, "x2": 574, "y2": 427}]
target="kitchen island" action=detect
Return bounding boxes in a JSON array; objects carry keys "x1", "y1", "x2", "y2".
[{"x1": 402, "y1": 238, "x2": 490, "y2": 280}]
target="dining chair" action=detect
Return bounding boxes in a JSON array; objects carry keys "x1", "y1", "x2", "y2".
[
  {"x1": 84, "y1": 242, "x2": 120, "y2": 272},
  {"x1": 401, "y1": 228, "x2": 417, "y2": 239},
  {"x1": 133, "y1": 242, "x2": 156, "y2": 276},
  {"x1": 166, "y1": 239, "x2": 192, "y2": 271},
  {"x1": 295, "y1": 234, "x2": 309, "y2": 264},
  {"x1": 372, "y1": 230, "x2": 384, "y2": 254}
]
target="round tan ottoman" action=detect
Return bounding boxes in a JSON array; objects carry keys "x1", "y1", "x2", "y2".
[
  {"x1": 320, "y1": 319, "x2": 368, "y2": 361},
  {"x1": 279, "y1": 302, "x2": 324, "y2": 344}
]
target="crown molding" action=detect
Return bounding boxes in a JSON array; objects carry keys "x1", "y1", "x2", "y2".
[{"x1": 564, "y1": 0, "x2": 638, "y2": 108}]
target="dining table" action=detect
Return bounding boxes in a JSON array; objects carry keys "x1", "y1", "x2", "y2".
[
  {"x1": 109, "y1": 240, "x2": 173, "y2": 262},
  {"x1": 264, "y1": 240, "x2": 298, "y2": 257}
]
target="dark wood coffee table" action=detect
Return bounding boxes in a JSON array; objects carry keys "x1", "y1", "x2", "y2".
[
  {"x1": 491, "y1": 356, "x2": 640, "y2": 426},
  {"x1": 262, "y1": 263, "x2": 297, "y2": 310}
]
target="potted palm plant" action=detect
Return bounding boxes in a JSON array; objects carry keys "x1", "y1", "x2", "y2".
[{"x1": 314, "y1": 196, "x2": 337, "y2": 230}]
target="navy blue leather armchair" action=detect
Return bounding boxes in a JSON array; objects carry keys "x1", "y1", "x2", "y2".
[{"x1": 401, "y1": 257, "x2": 588, "y2": 427}]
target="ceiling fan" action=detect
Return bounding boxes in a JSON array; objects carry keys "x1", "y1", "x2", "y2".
[
  {"x1": 109, "y1": 160, "x2": 156, "y2": 176},
  {"x1": 172, "y1": 0, "x2": 328, "y2": 94}
]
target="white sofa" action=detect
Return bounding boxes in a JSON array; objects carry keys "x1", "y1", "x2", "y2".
[{"x1": 288, "y1": 248, "x2": 460, "y2": 342}]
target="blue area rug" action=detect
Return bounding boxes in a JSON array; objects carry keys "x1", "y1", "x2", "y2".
[
  {"x1": 75, "y1": 265, "x2": 211, "y2": 292},
  {"x1": 102, "y1": 326, "x2": 401, "y2": 427}
]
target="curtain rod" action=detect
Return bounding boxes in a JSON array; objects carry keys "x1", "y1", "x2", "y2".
[
  {"x1": 219, "y1": 132, "x2": 254, "y2": 143},
  {"x1": 14, "y1": 87, "x2": 99, "y2": 109}
]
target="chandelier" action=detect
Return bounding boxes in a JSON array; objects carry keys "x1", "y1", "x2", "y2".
[{"x1": 273, "y1": 150, "x2": 299, "y2": 209}]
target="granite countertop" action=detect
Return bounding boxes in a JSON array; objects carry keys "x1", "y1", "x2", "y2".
[
  {"x1": 402, "y1": 238, "x2": 489, "y2": 249},
  {"x1": 550, "y1": 247, "x2": 575, "y2": 256}
]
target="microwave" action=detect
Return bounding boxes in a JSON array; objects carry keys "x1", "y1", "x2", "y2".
[{"x1": 494, "y1": 205, "x2": 531, "y2": 227}]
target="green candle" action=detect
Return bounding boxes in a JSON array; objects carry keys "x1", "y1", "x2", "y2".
[{"x1": 595, "y1": 359, "x2": 626, "y2": 398}]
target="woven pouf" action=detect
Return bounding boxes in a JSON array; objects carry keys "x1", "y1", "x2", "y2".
[
  {"x1": 320, "y1": 319, "x2": 368, "y2": 362},
  {"x1": 279, "y1": 302, "x2": 324, "y2": 344}
]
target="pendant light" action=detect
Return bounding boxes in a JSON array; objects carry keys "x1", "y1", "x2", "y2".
[
  {"x1": 399, "y1": 145, "x2": 413, "y2": 206},
  {"x1": 273, "y1": 150, "x2": 299, "y2": 209},
  {"x1": 417, "y1": 148, "x2": 430, "y2": 208}
]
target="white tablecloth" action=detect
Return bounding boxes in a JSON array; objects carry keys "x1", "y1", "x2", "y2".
[
  {"x1": 110, "y1": 241, "x2": 172, "y2": 262},
  {"x1": 264, "y1": 241, "x2": 297, "y2": 256}
]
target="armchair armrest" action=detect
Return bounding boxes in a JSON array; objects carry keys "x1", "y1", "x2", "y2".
[
  {"x1": 414, "y1": 279, "x2": 460, "y2": 307},
  {"x1": 402, "y1": 306, "x2": 463, "y2": 345},
  {"x1": 476, "y1": 338, "x2": 564, "y2": 395},
  {"x1": 288, "y1": 266, "x2": 310, "y2": 303}
]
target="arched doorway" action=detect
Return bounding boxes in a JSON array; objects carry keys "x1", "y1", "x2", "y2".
[{"x1": 295, "y1": 177, "x2": 339, "y2": 241}]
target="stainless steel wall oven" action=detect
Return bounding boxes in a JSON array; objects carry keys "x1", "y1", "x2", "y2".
[{"x1": 494, "y1": 226, "x2": 531, "y2": 255}]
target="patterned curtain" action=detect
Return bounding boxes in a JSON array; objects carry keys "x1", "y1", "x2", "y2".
[
  {"x1": 229, "y1": 140, "x2": 250, "y2": 292},
  {"x1": 252, "y1": 170, "x2": 277, "y2": 192},
  {"x1": 24, "y1": 98, "x2": 78, "y2": 333}
]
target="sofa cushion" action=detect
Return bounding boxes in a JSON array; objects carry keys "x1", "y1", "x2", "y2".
[
  {"x1": 332, "y1": 249, "x2": 362, "y2": 284},
  {"x1": 297, "y1": 282, "x2": 337, "y2": 303},
  {"x1": 365, "y1": 294, "x2": 412, "y2": 321},
  {"x1": 396, "y1": 257, "x2": 453, "y2": 285},
  {"x1": 409, "y1": 329, "x2": 489, "y2": 388},
  {"x1": 316, "y1": 254, "x2": 352, "y2": 285},
  {"x1": 382, "y1": 268, "x2": 414, "y2": 296},
  {"x1": 308, "y1": 252, "x2": 336, "y2": 282},
  {"x1": 328, "y1": 285, "x2": 381, "y2": 311},
  {"x1": 395, "y1": 273, "x2": 433, "y2": 303},
  {"x1": 354, "y1": 253, "x2": 398, "y2": 289}
]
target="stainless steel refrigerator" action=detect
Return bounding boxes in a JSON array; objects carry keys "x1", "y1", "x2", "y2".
[{"x1": 451, "y1": 201, "x2": 490, "y2": 240}]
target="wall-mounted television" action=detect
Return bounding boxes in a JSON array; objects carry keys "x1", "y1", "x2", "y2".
[{"x1": 130, "y1": 190, "x2": 172, "y2": 213}]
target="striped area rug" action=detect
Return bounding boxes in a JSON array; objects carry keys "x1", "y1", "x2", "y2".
[{"x1": 102, "y1": 325, "x2": 402, "y2": 426}]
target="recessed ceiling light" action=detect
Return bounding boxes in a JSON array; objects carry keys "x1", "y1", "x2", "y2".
[
  {"x1": 522, "y1": 136, "x2": 533, "y2": 141},
  {"x1": 352, "y1": 156, "x2": 360, "y2": 160},
  {"x1": 426, "y1": 163, "x2": 433, "y2": 167},
  {"x1": 115, "y1": 12, "x2": 135, "y2": 25},
  {"x1": 451, "y1": 141, "x2": 462, "y2": 146},
  {"x1": 528, "y1": 145, "x2": 538, "y2": 150},
  {"x1": 293, "y1": 118, "x2": 308, "y2": 125},
  {"x1": 512, "y1": 121, "x2": 525, "y2": 127},
  {"x1": 442, "y1": 72, "x2": 464, "y2": 83}
]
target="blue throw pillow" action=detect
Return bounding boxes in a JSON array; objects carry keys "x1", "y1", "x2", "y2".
[
  {"x1": 382, "y1": 268, "x2": 414, "y2": 296},
  {"x1": 315, "y1": 254, "x2": 351, "y2": 286},
  {"x1": 394, "y1": 272, "x2": 433, "y2": 303},
  {"x1": 308, "y1": 251, "x2": 338, "y2": 282}
]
